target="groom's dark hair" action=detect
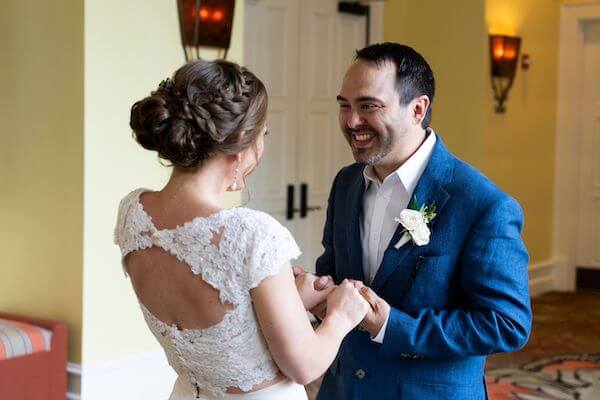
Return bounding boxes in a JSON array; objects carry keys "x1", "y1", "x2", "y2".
[{"x1": 355, "y1": 42, "x2": 435, "y2": 129}]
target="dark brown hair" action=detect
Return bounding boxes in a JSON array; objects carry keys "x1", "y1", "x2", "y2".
[
  {"x1": 130, "y1": 60, "x2": 268, "y2": 169},
  {"x1": 356, "y1": 42, "x2": 435, "y2": 129}
]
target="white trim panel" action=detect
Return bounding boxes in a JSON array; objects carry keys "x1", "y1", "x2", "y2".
[
  {"x1": 80, "y1": 350, "x2": 176, "y2": 400},
  {"x1": 529, "y1": 259, "x2": 556, "y2": 297}
]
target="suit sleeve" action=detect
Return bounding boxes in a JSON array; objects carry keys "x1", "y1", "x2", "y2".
[
  {"x1": 315, "y1": 170, "x2": 341, "y2": 281},
  {"x1": 381, "y1": 196, "x2": 532, "y2": 358}
]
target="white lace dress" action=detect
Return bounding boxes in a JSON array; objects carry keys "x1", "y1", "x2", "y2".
[{"x1": 114, "y1": 189, "x2": 307, "y2": 399}]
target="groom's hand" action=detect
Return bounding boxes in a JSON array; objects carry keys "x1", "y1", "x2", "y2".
[
  {"x1": 293, "y1": 267, "x2": 335, "y2": 310},
  {"x1": 353, "y1": 283, "x2": 391, "y2": 337},
  {"x1": 310, "y1": 301, "x2": 327, "y2": 321}
]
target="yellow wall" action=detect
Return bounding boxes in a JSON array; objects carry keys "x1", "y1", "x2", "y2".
[
  {"x1": 384, "y1": 0, "x2": 487, "y2": 165},
  {"x1": 0, "y1": 0, "x2": 84, "y2": 362},
  {"x1": 82, "y1": 0, "x2": 244, "y2": 366},
  {"x1": 483, "y1": 0, "x2": 561, "y2": 262},
  {"x1": 384, "y1": 0, "x2": 562, "y2": 262}
]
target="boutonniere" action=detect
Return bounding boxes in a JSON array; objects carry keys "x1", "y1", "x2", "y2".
[{"x1": 394, "y1": 196, "x2": 437, "y2": 248}]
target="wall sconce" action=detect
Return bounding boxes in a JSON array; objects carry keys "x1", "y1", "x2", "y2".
[
  {"x1": 177, "y1": 0, "x2": 235, "y2": 61},
  {"x1": 489, "y1": 34, "x2": 521, "y2": 113}
]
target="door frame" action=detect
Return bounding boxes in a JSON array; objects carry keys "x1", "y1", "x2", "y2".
[{"x1": 553, "y1": 1, "x2": 600, "y2": 291}]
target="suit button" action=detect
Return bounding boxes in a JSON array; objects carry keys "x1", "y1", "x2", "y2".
[{"x1": 355, "y1": 369, "x2": 366, "y2": 379}]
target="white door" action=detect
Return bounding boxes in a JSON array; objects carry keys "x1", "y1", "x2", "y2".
[
  {"x1": 244, "y1": 0, "x2": 367, "y2": 272},
  {"x1": 243, "y1": 0, "x2": 300, "y2": 226},
  {"x1": 577, "y1": 19, "x2": 600, "y2": 269}
]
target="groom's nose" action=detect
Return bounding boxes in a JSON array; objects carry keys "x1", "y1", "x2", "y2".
[{"x1": 347, "y1": 110, "x2": 364, "y2": 129}]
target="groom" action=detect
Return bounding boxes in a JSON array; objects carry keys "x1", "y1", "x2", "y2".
[{"x1": 312, "y1": 43, "x2": 532, "y2": 399}]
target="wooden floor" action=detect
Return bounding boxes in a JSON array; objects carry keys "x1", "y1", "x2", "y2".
[
  {"x1": 487, "y1": 290, "x2": 600, "y2": 369},
  {"x1": 306, "y1": 290, "x2": 600, "y2": 398}
]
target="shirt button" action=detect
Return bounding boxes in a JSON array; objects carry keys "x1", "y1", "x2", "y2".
[{"x1": 355, "y1": 369, "x2": 366, "y2": 379}]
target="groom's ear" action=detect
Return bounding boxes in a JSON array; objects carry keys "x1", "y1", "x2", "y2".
[{"x1": 411, "y1": 95, "x2": 430, "y2": 126}]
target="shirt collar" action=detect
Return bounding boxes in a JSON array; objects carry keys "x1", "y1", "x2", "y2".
[{"x1": 362, "y1": 129, "x2": 437, "y2": 193}]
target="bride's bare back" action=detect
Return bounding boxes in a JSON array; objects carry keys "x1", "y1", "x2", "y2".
[{"x1": 126, "y1": 191, "x2": 234, "y2": 331}]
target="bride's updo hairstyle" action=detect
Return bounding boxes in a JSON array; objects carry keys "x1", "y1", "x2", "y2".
[{"x1": 130, "y1": 60, "x2": 268, "y2": 169}]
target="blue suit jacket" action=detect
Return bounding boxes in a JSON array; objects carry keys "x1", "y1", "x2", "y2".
[{"x1": 315, "y1": 137, "x2": 532, "y2": 400}]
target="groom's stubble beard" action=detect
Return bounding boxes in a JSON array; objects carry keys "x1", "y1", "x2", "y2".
[{"x1": 345, "y1": 124, "x2": 395, "y2": 165}]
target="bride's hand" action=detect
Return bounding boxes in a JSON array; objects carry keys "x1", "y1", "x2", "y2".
[
  {"x1": 293, "y1": 268, "x2": 335, "y2": 310},
  {"x1": 325, "y1": 280, "x2": 370, "y2": 333}
]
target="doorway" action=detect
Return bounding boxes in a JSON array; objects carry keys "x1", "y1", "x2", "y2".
[
  {"x1": 554, "y1": 3, "x2": 600, "y2": 291},
  {"x1": 243, "y1": 0, "x2": 382, "y2": 271}
]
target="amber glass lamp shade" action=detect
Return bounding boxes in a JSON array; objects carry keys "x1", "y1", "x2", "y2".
[
  {"x1": 177, "y1": 0, "x2": 235, "y2": 61},
  {"x1": 489, "y1": 34, "x2": 521, "y2": 113}
]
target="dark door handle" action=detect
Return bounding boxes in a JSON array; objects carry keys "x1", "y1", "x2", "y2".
[
  {"x1": 300, "y1": 183, "x2": 322, "y2": 218},
  {"x1": 286, "y1": 185, "x2": 296, "y2": 220}
]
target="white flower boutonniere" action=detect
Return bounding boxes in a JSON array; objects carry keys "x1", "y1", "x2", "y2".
[{"x1": 394, "y1": 196, "x2": 437, "y2": 248}]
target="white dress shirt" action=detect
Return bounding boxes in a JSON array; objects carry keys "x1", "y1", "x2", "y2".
[{"x1": 360, "y1": 130, "x2": 437, "y2": 343}]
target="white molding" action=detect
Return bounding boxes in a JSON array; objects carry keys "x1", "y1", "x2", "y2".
[
  {"x1": 554, "y1": 2, "x2": 600, "y2": 291},
  {"x1": 67, "y1": 363, "x2": 82, "y2": 400},
  {"x1": 529, "y1": 259, "x2": 557, "y2": 297},
  {"x1": 80, "y1": 350, "x2": 177, "y2": 400},
  {"x1": 529, "y1": 259, "x2": 555, "y2": 272}
]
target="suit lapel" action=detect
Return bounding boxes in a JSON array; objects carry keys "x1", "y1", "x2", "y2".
[
  {"x1": 370, "y1": 138, "x2": 454, "y2": 292},
  {"x1": 344, "y1": 170, "x2": 366, "y2": 282}
]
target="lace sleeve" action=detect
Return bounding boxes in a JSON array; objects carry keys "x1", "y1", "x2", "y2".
[
  {"x1": 244, "y1": 213, "x2": 301, "y2": 290},
  {"x1": 113, "y1": 188, "x2": 152, "y2": 275},
  {"x1": 114, "y1": 192, "x2": 133, "y2": 250}
]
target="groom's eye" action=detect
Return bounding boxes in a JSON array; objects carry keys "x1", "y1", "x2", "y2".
[
  {"x1": 338, "y1": 103, "x2": 350, "y2": 110},
  {"x1": 360, "y1": 104, "x2": 377, "y2": 111}
]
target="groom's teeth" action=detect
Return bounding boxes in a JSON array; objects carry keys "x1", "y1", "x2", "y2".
[{"x1": 353, "y1": 133, "x2": 374, "y2": 141}]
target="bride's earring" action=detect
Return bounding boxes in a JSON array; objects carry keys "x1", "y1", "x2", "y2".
[{"x1": 230, "y1": 167, "x2": 240, "y2": 191}]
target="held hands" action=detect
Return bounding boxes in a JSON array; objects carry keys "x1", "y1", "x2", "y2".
[
  {"x1": 325, "y1": 280, "x2": 370, "y2": 333},
  {"x1": 292, "y1": 266, "x2": 335, "y2": 310},
  {"x1": 292, "y1": 268, "x2": 390, "y2": 337},
  {"x1": 351, "y1": 281, "x2": 391, "y2": 338}
]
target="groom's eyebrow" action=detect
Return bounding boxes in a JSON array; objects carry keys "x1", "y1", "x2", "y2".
[
  {"x1": 336, "y1": 95, "x2": 383, "y2": 103},
  {"x1": 356, "y1": 96, "x2": 383, "y2": 103}
]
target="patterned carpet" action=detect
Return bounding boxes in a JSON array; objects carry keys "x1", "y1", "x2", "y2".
[
  {"x1": 487, "y1": 354, "x2": 600, "y2": 399},
  {"x1": 306, "y1": 291, "x2": 600, "y2": 400}
]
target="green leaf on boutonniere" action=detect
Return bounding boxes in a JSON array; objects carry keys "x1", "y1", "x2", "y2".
[
  {"x1": 407, "y1": 195, "x2": 437, "y2": 223},
  {"x1": 423, "y1": 203, "x2": 437, "y2": 223},
  {"x1": 409, "y1": 195, "x2": 419, "y2": 211}
]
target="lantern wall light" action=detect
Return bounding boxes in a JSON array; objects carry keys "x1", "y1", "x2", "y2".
[
  {"x1": 489, "y1": 34, "x2": 521, "y2": 113},
  {"x1": 177, "y1": 0, "x2": 235, "y2": 61}
]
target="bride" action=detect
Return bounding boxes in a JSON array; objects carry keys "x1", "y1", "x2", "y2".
[{"x1": 114, "y1": 60, "x2": 369, "y2": 399}]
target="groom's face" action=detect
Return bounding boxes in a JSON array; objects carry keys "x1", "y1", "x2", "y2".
[{"x1": 337, "y1": 60, "x2": 410, "y2": 165}]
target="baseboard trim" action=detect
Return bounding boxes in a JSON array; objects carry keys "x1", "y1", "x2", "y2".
[
  {"x1": 67, "y1": 362, "x2": 82, "y2": 400},
  {"x1": 529, "y1": 259, "x2": 556, "y2": 297},
  {"x1": 80, "y1": 350, "x2": 177, "y2": 400}
]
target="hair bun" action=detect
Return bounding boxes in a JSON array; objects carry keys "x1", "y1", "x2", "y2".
[
  {"x1": 130, "y1": 93, "x2": 201, "y2": 168},
  {"x1": 129, "y1": 60, "x2": 268, "y2": 169},
  {"x1": 130, "y1": 93, "x2": 170, "y2": 151}
]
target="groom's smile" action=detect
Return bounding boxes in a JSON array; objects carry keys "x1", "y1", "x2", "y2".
[{"x1": 347, "y1": 126, "x2": 377, "y2": 149}]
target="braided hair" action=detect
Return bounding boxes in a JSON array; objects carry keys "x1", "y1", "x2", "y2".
[{"x1": 130, "y1": 60, "x2": 268, "y2": 169}]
